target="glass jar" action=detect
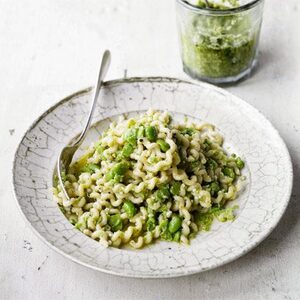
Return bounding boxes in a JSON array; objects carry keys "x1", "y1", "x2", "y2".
[{"x1": 176, "y1": 0, "x2": 264, "y2": 84}]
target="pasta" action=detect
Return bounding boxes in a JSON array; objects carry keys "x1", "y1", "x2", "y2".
[{"x1": 53, "y1": 110, "x2": 245, "y2": 248}]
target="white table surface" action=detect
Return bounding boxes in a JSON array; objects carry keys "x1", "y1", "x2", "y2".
[{"x1": 1, "y1": 0, "x2": 299, "y2": 299}]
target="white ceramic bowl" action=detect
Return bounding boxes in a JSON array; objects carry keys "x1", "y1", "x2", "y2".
[{"x1": 12, "y1": 77, "x2": 293, "y2": 278}]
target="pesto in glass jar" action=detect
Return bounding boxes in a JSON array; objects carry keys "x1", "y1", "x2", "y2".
[{"x1": 176, "y1": 0, "x2": 264, "y2": 83}]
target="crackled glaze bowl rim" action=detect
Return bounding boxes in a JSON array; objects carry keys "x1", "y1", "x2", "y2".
[{"x1": 12, "y1": 77, "x2": 293, "y2": 278}]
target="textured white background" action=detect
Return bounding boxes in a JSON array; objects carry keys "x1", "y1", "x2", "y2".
[{"x1": 0, "y1": 0, "x2": 299, "y2": 299}]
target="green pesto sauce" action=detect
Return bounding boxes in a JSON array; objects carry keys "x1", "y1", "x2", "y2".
[
  {"x1": 181, "y1": 0, "x2": 258, "y2": 79},
  {"x1": 190, "y1": 0, "x2": 239, "y2": 10}
]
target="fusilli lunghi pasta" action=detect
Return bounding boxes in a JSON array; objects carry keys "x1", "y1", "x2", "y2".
[{"x1": 53, "y1": 109, "x2": 245, "y2": 248}]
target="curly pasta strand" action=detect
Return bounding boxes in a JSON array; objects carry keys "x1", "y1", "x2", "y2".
[{"x1": 54, "y1": 109, "x2": 244, "y2": 248}]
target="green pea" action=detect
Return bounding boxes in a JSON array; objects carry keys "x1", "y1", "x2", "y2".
[
  {"x1": 137, "y1": 126, "x2": 145, "y2": 138},
  {"x1": 155, "y1": 184, "x2": 170, "y2": 202},
  {"x1": 223, "y1": 167, "x2": 235, "y2": 179},
  {"x1": 170, "y1": 181, "x2": 181, "y2": 196},
  {"x1": 173, "y1": 230, "x2": 181, "y2": 242},
  {"x1": 210, "y1": 181, "x2": 220, "y2": 196},
  {"x1": 157, "y1": 139, "x2": 170, "y2": 152},
  {"x1": 106, "y1": 161, "x2": 129, "y2": 182},
  {"x1": 146, "y1": 217, "x2": 156, "y2": 231},
  {"x1": 123, "y1": 200, "x2": 136, "y2": 218},
  {"x1": 82, "y1": 163, "x2": 100, "y2": 174},
  {"x1": 168, "y1": 215, "x2": 182, "y2": 233},
  {"x1": 124, "y1": 128, "x2": 138, "y2": 145},
  {"x1": 160, "y1": 220, "x2": 172, "y2": 241},
  {"x1": 236, "y1": 157, "x2": 245, "y2": 169},
  {"x1": 121, "y1": 143, "x2": 134, "y2": 158},
  {"x1": 108, "y1": 214, "x2": 123, "y2": 232},
  {"x1": 159, "y1": 219, "x2": 168, "y2": 232},
  {"x1": 113, "y1": 162, "x2": 129, "y2": 175},
  {"x1": 145, "y1": 126, "x2": 157, "y2": 142}
]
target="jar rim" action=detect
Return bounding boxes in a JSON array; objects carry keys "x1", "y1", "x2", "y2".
[{"x1": 176, "y1": 0, "x2": 263, "y2": 15}]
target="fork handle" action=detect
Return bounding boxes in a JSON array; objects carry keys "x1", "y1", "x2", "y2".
[{"x1": 74, "y1": 50, "x2": 111, "y2": 147}]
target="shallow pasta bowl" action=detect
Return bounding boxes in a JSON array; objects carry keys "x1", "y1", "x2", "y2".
[{"x1": 12, "y1": 77, "x2": 293, "y2": 278}]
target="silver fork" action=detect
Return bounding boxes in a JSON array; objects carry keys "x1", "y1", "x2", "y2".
[{"x1": 56, "y1": 50, "x2": 111, "y2": 200}]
